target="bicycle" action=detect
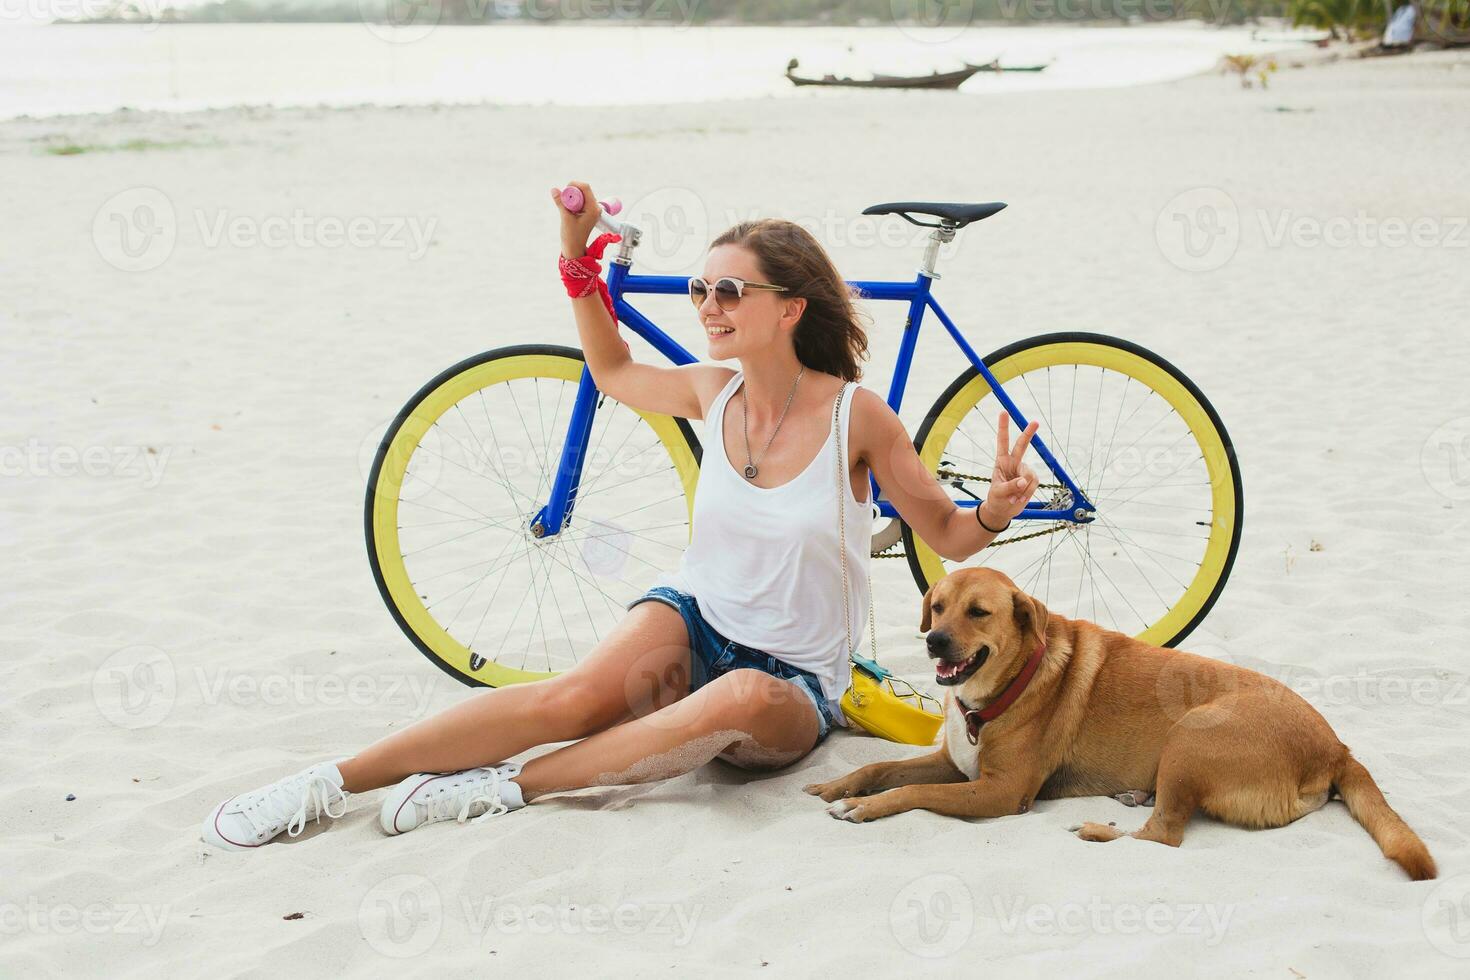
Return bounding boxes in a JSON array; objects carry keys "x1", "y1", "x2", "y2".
[{"x1": 365, "y1": 198, "x2": 1243, "y2": 689}]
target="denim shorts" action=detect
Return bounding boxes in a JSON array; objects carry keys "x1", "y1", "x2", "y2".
[{"x1": 626, "y1": 585, "x2": 839, "y2": 744}]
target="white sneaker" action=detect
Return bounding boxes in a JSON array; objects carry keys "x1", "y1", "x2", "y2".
[
  {"x1": 202, "y1": 760, "x2": 350, "y2": 851},
  {"x1": 379, "y1": 763, "x2": 525, "y2": 835}
]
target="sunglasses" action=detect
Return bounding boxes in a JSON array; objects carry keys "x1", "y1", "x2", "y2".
[{"x1": 687, "y1": 275, "x2": 788, "y2": 312}]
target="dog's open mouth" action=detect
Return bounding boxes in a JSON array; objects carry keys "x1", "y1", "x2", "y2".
[{"x1": 933, "y1": 646, "x2": 989, "y2": 686}]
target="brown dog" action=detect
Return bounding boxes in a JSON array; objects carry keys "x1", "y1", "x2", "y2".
[{"x1": 803, "y1": 567, "x2": 1436, "y2": 880}]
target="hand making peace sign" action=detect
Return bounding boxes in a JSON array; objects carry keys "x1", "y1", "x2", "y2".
[{"x1": 979, "y1": 413, "x2": 1041, "y2": 531}]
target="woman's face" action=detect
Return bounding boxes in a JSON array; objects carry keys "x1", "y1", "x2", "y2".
[{"x1": 694, "y1": 244, "x2": 801, "y2": 360}]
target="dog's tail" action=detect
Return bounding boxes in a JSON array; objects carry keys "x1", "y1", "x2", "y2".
[{"x1": 1334, "y1": 753, "x2": 1436, "y2": 881}]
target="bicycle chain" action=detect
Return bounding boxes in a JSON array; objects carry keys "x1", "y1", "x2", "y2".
[{"x1": 869, "y1": 463, "x2": 1075, "y2": 558}]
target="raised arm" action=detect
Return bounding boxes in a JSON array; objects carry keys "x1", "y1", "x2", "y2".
[{"x1": 551, "y1": 181, "x2": 730, "y2": 420}]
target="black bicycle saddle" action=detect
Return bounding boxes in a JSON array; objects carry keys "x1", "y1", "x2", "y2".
[{"x1": 861, "y1": 201, "x2": 1007, "y2": 228}]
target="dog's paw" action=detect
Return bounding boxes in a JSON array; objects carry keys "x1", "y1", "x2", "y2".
[
  {"x1": 826, "y1": 799, "x2": 866, "y2": 822},
  {"x1": 1113, "y1": 790, "x2": 1155, "y2": 808},
  {"x1": 804, "y1": 780, "x2": 856, "y2": 803},
  {"x1": 1073, "y1": 821, "x2": 1125, "y2": 843}
]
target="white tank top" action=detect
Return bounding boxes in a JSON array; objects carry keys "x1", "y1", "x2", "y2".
[{"x1": 649, "y1": 370, "x2": 871, "y2": 715}]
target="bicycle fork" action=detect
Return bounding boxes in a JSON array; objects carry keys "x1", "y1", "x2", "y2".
[{"x1": 527, "y1": 368, "x2": 602, "y2": 540}]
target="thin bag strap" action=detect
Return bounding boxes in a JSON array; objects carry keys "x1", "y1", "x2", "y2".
[{"x1": 834, "y1": 383, "x2": 879, "y2": 672}]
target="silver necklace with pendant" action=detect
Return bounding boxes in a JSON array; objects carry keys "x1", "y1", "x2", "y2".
[{"x1": 741, "y1": 366, "x2": 805, "y2": 480}]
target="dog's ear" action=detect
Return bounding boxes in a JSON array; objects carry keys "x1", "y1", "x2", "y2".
[
  {"x1": 919, "y1": 583, "x2": 934, "y2": 633},
  {"x1": 1011, "y1": 587, "x2": 1049, "y2": 649}
]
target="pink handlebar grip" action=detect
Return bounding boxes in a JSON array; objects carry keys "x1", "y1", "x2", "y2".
[{"x1": 558, "y1": 186, "x2": 621, "y2": 217}]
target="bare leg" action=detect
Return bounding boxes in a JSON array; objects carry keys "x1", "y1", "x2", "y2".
[
  {"x1": 514, "y1": 668, "x2": 821, "y2": 802},
  {"x1": 336, "y1": 600, "x2": 694, "y2": 793}
]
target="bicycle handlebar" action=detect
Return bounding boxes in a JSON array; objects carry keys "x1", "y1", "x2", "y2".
[{"x1": 559, "y1": 186, "x2": 627, "y2": 239}]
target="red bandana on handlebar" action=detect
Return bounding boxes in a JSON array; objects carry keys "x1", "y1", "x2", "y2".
[{"x1": 559, "y1": 232, "x2": 627, "y2": 351}]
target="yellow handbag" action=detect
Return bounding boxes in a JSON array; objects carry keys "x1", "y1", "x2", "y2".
[{"x1": 831, "y1": 385, "x2": 944, "y2": 746}]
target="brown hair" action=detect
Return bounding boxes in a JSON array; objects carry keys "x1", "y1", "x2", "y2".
[{"x1": 709, "y1": 218, "x2": 871, "y2": 382}]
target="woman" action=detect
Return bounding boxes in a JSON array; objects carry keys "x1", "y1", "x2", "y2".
[{"x1": 200, "y1": 182, "x2": 1039, "y2": 851}]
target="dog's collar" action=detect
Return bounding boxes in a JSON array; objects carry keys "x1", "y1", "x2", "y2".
[{"x1": 956, "y1": 642, "x2": 1047, "y2": 745}]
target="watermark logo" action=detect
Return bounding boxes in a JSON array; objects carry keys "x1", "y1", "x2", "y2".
[
  {"x1": 624, "y1": 186, "x2": 709, "y2": 275},
  {"x1": 891, "y1": 0, "x2": 978, "y2": 43},
  {"x1": 359, "y1": 0, "x2": 442, "y2": 43},
  {"x1": 1424, "y1": 873, "x2": 1470, "y2": 959},
  {"x1": 1156, "y1": 187, "x2": 1240, "y2": 273},
  {"x1": 1421, "y1": 417, "x2": 1470, "y2": 502},
  {"x1": 889, "y1": 873, "x2": 974, "y2": 958},
  {"x1": 93, "y1": 645, "x2": 177, "y2": 730},
  {"x1": 359, "y1": 875, "x2": 443, "y2": 958},
  {"x1": 358, "y1": 416, "x2": 447, "y2": 504},
  {"x1": 580, "y1": 518, "x2": 633, "y2": 578},
  {"x1": 93, "y1": 187, "x2": 177, "y2": 272}
]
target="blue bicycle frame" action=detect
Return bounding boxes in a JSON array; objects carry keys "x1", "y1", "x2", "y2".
[{"x1": 531, "y1": 264, "x2": 1096, "y2": 540}]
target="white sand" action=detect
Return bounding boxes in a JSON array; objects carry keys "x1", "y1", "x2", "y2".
[{"x1": 2, "y1": 46, "x2": 1469, "y2": 976}]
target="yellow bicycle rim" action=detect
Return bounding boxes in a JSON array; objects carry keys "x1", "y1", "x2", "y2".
[
  {"x1": 911, "y1": 340, "x2": 1238, "y2": 647},
  {"x1": 369, "y1": 351, "x2": 701, "y2": 687}
]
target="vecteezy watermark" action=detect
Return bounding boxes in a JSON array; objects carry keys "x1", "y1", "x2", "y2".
[
  {"x1": 93, "y1": 188, "x2": 439, "y2": 272},
  {"x1": 356, "y1": 0, "x2": 699, "y2": 44},
  {"x1": 992, "y1": 0, "x2": 1237, "y2": 24},
  {"x1": 1257, "y1": 210, "x2": 1469, "y2": 251},
  {"x1": 92, "y1": 645, "x2": 442, "y2": 730},
  {"x1": 0, "y1": 439, "x2": 172, "y2": 488},
  {"x1": 0, "y1": 898, "x2": 171, "y2": 948},
  {"x1": 193, "y1": 666, "x2": 441, "y2": 716},
  {"x1": 461, "y1": 895, "x2": 701, "y2": 945},
  {"x1": 1421, "y1": 417, "x2": 1470, "y2": 502},
  {"x1": 1, "y1": 0, "x2": 170, "y2": 26},
  {"x1": 1424, "y1": 873, "x2": 1470, "y2": 960},
  {"x1": 358, "y1": 413, "x2": 679, "y2": 505},
  {"x1": 985, "y1": 894, "x2": 1235, "y2": 946},
  {"x1": 1150, "y1": 640, "x2": 1469, "y2": 727},
  {"x1": 193, "y1": 209, "x2": 436, "y2": 259},
  {"x1": 890, "y1": 0, "x2": 1245, "y2": 41},
  {"x1": 518, "y1": 0, "x2": 699, "y2": 24},
  {"x1": 1225, "y1": 655, "x2": 1468, "y2": 713},
  {"x1": 889, "y1": 873, "x2": 974, "y2": 958},
  {"x1": 1157, "y1": 187, "x2": 1468, "y2": 272},
  {"x1": 359, "y1": 875, "x2": 444, "y2": 959},
  {"x1": 721, "y1": 205, "x2": 962, "y2": 258}
]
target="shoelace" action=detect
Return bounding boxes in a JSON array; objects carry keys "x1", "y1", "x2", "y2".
[
  {"x1": 424, "y1": 768, "x2": 511, "y2": 825},
  {"x1": 240, "y1": 769, "x2": 350, "y2": 840}
]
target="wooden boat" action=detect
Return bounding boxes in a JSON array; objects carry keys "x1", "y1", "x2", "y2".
[
  {"x1": 966, "y1": 60, "x2": 1051, "y2": 73},
  {"x1": 785, "y1": 58, "x2": 987, "y2": 90}
]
